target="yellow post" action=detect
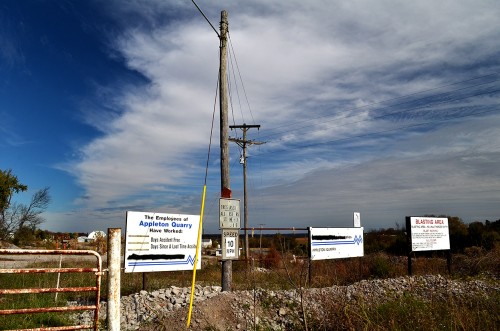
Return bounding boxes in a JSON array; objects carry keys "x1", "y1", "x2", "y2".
[{"x1": 186, "y1": 185, "x2": 207, "y2": 328}]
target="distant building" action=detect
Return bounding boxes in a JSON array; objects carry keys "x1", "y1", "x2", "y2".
[
  {"x1": 87, "y1": 231, "x2": 106, "y2": 241},
  {"x1": 201, "y1": 238, "x2": 212, "y2": 248},
  {"x1": 77, "y1": 236, "x2": 90, "y2": 243}
]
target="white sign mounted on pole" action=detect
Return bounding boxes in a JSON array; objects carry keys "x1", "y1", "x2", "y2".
[
  {"x1": 124, "y1": 211, "x2": 201, "y2": 273},
  {"x1": 406, "y1": 216, "x2": 450, "y2": 252},
  {"x1": 353, "y1": 212, "x2": 361, "y2": 227},
  {"x1": 309, "y1": 227, "x2": 364, "y2": 260},
  {"x1": 221, "y1": 229, "x2": 239, "y2": 259},
  {"x1": 219, "y1": 198, "x2": 241, "y2": 229}
]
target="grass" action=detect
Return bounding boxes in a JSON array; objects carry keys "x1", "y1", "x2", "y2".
[
  {"x1": 0, "y1": 247, "x2": 498, "y2": 330},
  {"x1": 0, "y1": 260, "x2": 100, "y2": 330},
  {"x1": 307, "y1": 291, "x2": 500, "y2": 331}
]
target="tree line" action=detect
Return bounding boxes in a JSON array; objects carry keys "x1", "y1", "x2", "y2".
[
  {"x1": 2, "y1": 168, "x2": 499, "y2": 254},
  {"x1": 364, "y1": 216, "x2": 500, "y2": 255}
]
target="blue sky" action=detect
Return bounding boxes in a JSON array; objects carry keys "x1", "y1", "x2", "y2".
[{"x1": 1, "y1": 0, "x2": 499, "y2": 234}]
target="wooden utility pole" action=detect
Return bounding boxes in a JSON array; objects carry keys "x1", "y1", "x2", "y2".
[
  {"x1": 219, "y1": 10, "x2": 232, "y2": 292},
  {"x1": 229, "y1": 124, "x2": 264, "y2": 261}
]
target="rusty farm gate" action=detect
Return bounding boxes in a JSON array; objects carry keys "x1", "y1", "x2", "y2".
[{"x1": 0, "y1": 249, "x2": 102, "y2": 331}]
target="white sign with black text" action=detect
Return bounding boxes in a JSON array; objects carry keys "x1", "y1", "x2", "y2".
[
  {"x1": 219, "y1": 198, "x2": 241, "y2": 229},
  {"x1": 124, "y1": 211, "x2": 201, "y2": 273},
  {"x1": 309, "y1": 227, "x2": 364, "y2": 260},
  {"x1": 407, "y1": 216, "x2": 450, "y2": 252},
  {"x1": 221, "y1": 229, "x2": 239, "y2": 260}
]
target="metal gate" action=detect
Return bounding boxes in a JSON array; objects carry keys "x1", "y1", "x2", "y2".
[{"x1": 0, "y1": 249, "x2": 102, "y2": 331}]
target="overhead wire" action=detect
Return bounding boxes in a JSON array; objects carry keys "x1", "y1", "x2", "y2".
[
  {"x1": 228, "y1": 32, "x2": 256, "y2": 125},
  {"x1": 227, "y1": 35, "x2": 245, "y2": 126},
  {"x1": 188, "y1": 72, "x2": 499, "y2": 167},
  {"x1": 190, "y1": 0, "x2": 219, "y2": 37},
  {"x1": 186, "y1": 2, "x2": 220, "y2": 327},
  {"x1": 203, "y1": 75, "x2": 220, "y2": 185},
  {"x1": 189, "y1": 1, "x2": 500, "y2": 229},
  {"x1": 224, "y1": 74, "x2": 499, "y2": 191},
  {"x1": 200, "y1": 62, "x2": 499, "y2": 188},
  {"x1": 223, "y1": 32, "x2": 265, "y2": 224}
]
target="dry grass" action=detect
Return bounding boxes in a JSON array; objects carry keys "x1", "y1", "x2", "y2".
[{"x1": 1, "y1": 247, "x2": 498, "y2": 330}]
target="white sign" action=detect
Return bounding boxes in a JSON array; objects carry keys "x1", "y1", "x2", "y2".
[
  {"x1": 309, "y1": 227, "x2": 364, "y2": 260},
  {"x1": 219, "y1": 198, "x2": 241, "y2": 229},
  {"x1": 124, "y1": 211, "x2": 201, "y2": 273},
  {"x1": 407, "y1": 217, "x2": 450, "y2": 252},
  {"x1": 221, "y1": 229, "x2": 239, "y2": 260},
  {"x1": 353, "y1": 212, "x2": 361, "y2": 227}
]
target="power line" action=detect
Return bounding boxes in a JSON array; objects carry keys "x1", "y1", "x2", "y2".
[
  {"x1": 228, "y1": 33, "x2": 256, "y2": 125},
  {"x1": 190, "y1": 0, "x2": 219, "y2": 38}
]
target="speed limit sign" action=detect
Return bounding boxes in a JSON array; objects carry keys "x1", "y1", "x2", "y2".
[{"x1": 221, "y1": 229, "x2": 239, "y2": 260}]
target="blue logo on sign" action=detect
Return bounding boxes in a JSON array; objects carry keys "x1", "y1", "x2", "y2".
[{"x1": 354, "y1": 235, "x2": 363, "y2": 245}]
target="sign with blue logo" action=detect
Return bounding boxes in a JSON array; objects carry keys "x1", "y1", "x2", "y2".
[
  {"x1": 124, "y1": 211, "x2": 201, "y2": 272},
  {"x1": 309, "y1": 227, "x2": 364, "y2": 260}
]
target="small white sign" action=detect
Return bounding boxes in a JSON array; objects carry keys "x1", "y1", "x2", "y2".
[
  {"x1": 353, "y1": 212, "x2": 361, "y2": 227},
  {"x1": 124, "y1": 211, "x2": 201, "y2": 273},
  {"x1": 225, "y1": 238, "x2": 236, "y2": 257},
  {"x1": 408, "y1": 217, "x2": 450, "y2": 252},
  {"x1": 219, "y1": 198, "x2": 241, "y2": 229},
  {"x1": 221, "y1": 228, "x2": 239, "y2": 260},
  {"x1": 309, "y1": 227, "x2": 364, "y2": 260}
]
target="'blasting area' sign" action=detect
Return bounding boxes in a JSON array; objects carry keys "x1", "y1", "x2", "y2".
[
  {"x1": 309, "y1": 227, "x2": 364, "y2": 260},
  {"x1": 124, "y1": 211, "x2": 201, "y2": 273},
  {"x1": 407, "y1": 216, "x2": 450, "y2": 252}
]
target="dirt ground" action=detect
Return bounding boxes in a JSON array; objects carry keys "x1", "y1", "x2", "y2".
[{"x1": 138, "y1": 292, "x2": 255, "y2": 331}]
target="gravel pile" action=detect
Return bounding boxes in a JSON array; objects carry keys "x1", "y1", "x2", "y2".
[
  {"x1": 221, "y1": 275, "x2": 499, "y2": 330},
  {"x1": 71, "y1": 275, "x2": 499, "y2": 330},
  {"x1": 72, "y1": 285, "x2": 222, "y2": 329}
]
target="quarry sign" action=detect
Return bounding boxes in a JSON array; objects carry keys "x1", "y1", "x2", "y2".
[
  {"x1": 309, "y1": 227, "x2": 364, "y2": 260},
  {"x1": 124, "y1": 211, "x2": 201, "y2": 273}
]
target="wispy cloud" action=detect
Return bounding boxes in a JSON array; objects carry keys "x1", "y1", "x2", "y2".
[{"x1": 61, "y1": 0, "x2": 500, "y2": 231}]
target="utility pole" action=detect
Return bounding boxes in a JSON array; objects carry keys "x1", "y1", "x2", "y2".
[
  {"x1": 229, "y1": 124, "x2": 264, "y2": 262},
  {"x1": 219, "y1": 10, "x2": 232, "y2": 292}
]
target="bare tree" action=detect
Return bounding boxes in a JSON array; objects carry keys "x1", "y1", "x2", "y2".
[{"x1": 0, "y1": 186, "x2": 51, "y2": 241}]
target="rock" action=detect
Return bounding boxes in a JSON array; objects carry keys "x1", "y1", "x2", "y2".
[{"x1": 69, "y1": 275, "x2": 499, "y2": 330}]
